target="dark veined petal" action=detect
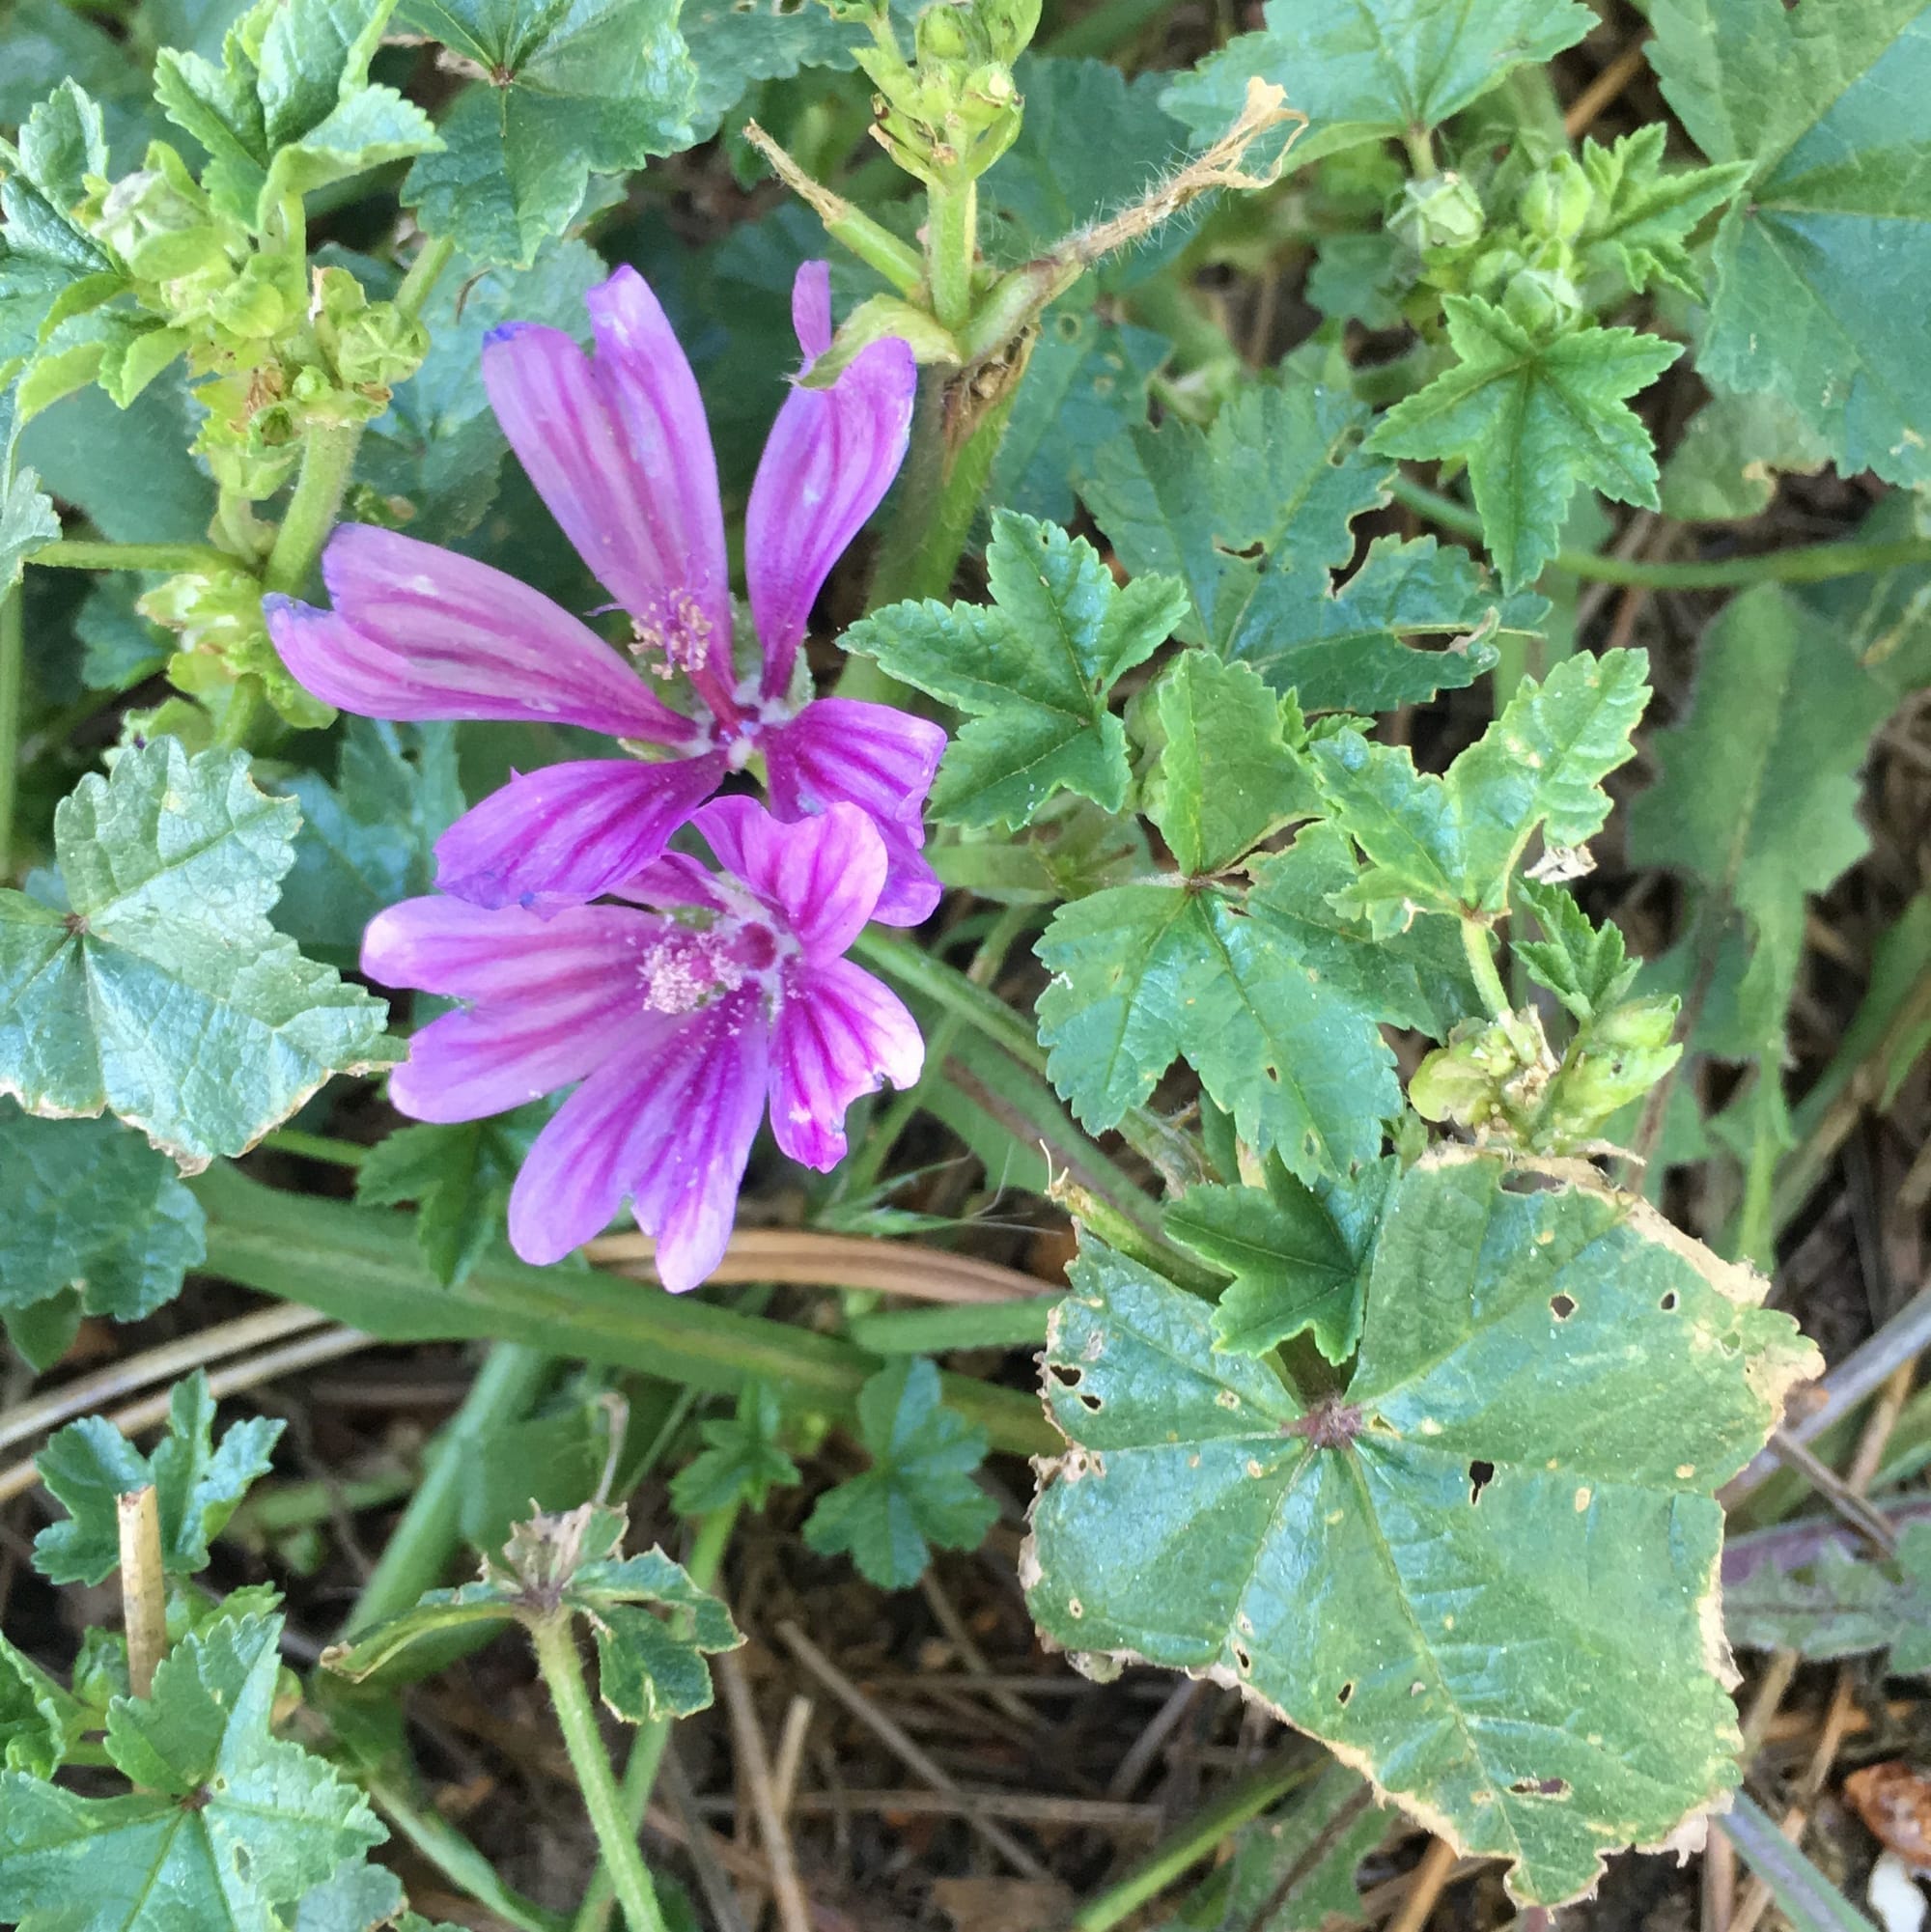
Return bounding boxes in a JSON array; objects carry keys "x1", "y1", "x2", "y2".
[
  {"x1": 762, "y1": 696, "x2": 944, "y2": 924},
  {"x1": 434, "y1": 754, "x2": 729, "y2": 912},
  {"x1": 744, "y1": 263, "x2": 916, "y2": 698},
  {"x1": 265, "y1": 525, "x2": 685, "y2": 740},
  {"x1": 694, "y1": 797, "x2": 888, "y2": 960},
  {"x1": 483, "y1": 266, "x2": 733, "y2": 702},
  {"x1": 770, "y1": 956, "x2": 923, "y2": 1168},
  {"x1": 360, "y1": 894, "x2": 665, "y2": 1002},
  {"x1": 506, "y1": 989, "x2": 770, "y2": 1285}
]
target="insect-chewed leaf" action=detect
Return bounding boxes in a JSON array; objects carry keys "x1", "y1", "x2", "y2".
[
  {"x1": 1024, "y1": 1150, "x2": 1820, "y2": 1906},
  {"x1": 0, "y1": 736, "x2": 399, "y2": 1170},
  {"x1": 33, "y1": 1369, "x2": 283, "y2": 1585},
  {"x1": 0, "y1": 1610, "x2": 384, "y2": 1931},
  {"x1": 1036, "y1": 881, "x2": 1401, "y2": 1181},
  {"x1": 1649, "y1": 0, "x2": 1931, "y2": 489},
  {"x1": 844, "y1": 511, "x2": 1189, "y2": 830}
]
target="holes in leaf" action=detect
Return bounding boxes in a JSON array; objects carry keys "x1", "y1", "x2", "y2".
[
  {"x1": 1499, "y1": 1172, "x2": 1543, "y2": 1195},
  {"x1": 1550, "y1": 1293, "x2": 1577, "y2": 1321},
  {"x1": 232, "y1": 1846, "x2": 252, "y2": 1879},
  {"x1": 1232, "y1": 1643, "x2": 1253, "y2": 1673},
  {"x1": 1055, "y1": 311, "x2": 1083, "y2": 343},
  {"x1": 1660, "y1": 1291, "x2": 1679, "y2": 1311},
  {"x1": 1049, "y1": 1364, "x2": 1082, "y2": 1387},
  {"x1": 1336, "y1": 1681, "x2": 1355, "y2": 1706},
  {"x1": 1509, "y1": 1778, "x2": 1570, "y2": 1798},
  {"x1": 1077, "y1": 1391, "x2": 1104, "y2": 1413},
  {"x1": 1468, "y1": 1460, "x2": 1496, "y2": 1505}
]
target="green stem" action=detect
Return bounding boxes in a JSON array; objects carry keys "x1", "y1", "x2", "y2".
[
  {"x1": 1460, "y1": 915, "x2": 1511, "y2": 1021},
  {"x1": 370, "y1": 1773, "x2": 568, "y2": 1932},
  {"x1": 28, "y1": 539, "x2": 238, "y2": 574},
  {"x1": 1391, "y1": 473, "x2": 1931, "y2": 589},
  {"x1": 1072, "y1": 1751, "x2": 1317, "y2": 1931},
  {"x1": 852, "y1": 927, "x2": 1203, "y2": 1190},
  {"x1": 343, "y1": 1344, "x2": 553, "y2": 1636},
  {"x1": 532, "y1": 1614, "x2": 669, "y2": 1932},
  {"x1": 847, "y1": 1299, "x2": 1053, "y2": 1353},
  {"x1": 0, "y1": 587, "x2": 21, "y2": 882},
  {"x1": 1402, "y1": 126, "x2": 1438, "y2": 177},
  {"x1": 395, "y1": 233, "x2": 456, "y2": 321},
  {"x1": 571, "y1": 1507, "x2": 739, "y2": 1932},
  {"x1": 263, "y1": 419, "x2": 363, "y2": 598},
  {"x1": 262, "y1": 1127, "x2": 369, "y2": 1167},
  {"x1": 213, "y1": 673, "x2": 266, "y2": 750},
  {"x1": 861, "y1": 362, "x2": 1022, "y2": 619},
  {"x1": 926, "y1": 176, "x2": 976, "y2": 331}
]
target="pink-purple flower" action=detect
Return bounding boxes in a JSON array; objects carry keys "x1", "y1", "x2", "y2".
[
  {"x1": 265, "y1": 261, "x2": 945, "y2": 924},
  {"x1": 362, "y1": 798, "x2": 923, "y2": 1289}
]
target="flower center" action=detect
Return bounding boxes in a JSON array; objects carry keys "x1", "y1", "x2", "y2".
[
  {"x1": 636, "y1": 918, "x2": 785, "y2": 1016},
  {"x1": 630, "y1": 588, "x2": 714, "y2": 684}
]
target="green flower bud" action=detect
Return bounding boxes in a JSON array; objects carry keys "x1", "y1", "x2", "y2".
[
  {"x1": 207, "y1": 254, "x2": 300, "y2": 340},
  {"x1": 1392, "y1": 173, "x2": 1486, "y2": 257},
  {"x1": 141, "y1": 567, "x2": 335, "y2": 730},
  {"x1": 1501, "y1": 265, "x2": 1583, "y2": 335},
  {"x1": 94, "y1": 168, "x2": 230, "y2": 285},
  {"x1": 1520, "y1": 154, "x2": 1592, "y2": 243},
  {"x1": 1590, "y1": 994, "x2": 1680, "y2": 1053}
]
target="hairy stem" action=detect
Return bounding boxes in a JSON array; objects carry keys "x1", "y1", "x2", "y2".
[
  {"x1": 842, "y1": 904, "x2": 1034, "y2": 1197},
  {"x1": 395, "y1": 233, "x2": 456, "y2": 320},
  {"x1": 262, "y1": 1127, "x2": 370, "y2": 1167},
  {"x1": 1461, "y1": 915, "x2": 1512, "y2": 1020},
  {"x1": 571, "y1": 1506, "x2": 740, "y2": 1932},
  {"x1": 1072, "y1": 1750, "x2": 1318, "y2": 1931},
  {"x1": 342, "y1": 1343, "x2": 553, "y2": 1637},
  {"x1": 1391, "y1": 474, "x2": 1931, "y2": 589},
  {"x1": 28, "y1": 539, "x2": 238, "y2": 574},
  {"x1": 861, "y1": 361, "x2": 1023, "y2": 618},
  {"x1": 263, "y1": 419, "x2": 363, "y2": 598},
  {"x1": 0, "y1": 587, "x2": 21, "y2": 881},
  {"x1": 532, "y1": 1613, "x2": 670, "y2": 1932},
  {"x1": 926, "y1": 176, "x2": 977, "y2": 332}
]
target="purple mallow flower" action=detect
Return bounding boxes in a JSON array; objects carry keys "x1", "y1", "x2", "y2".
[
  {"x1": 266, "y1": 262, "x2": 944, "y2": 924},
  {"x1": 363, "y1": 797, "x2": 923, "y2": 1290}
]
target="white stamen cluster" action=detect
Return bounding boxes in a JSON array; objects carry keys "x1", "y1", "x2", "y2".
[
  {"x1": 637, "y1": 929, "x2": 745, "y2": 1015},
  {"x1": 630, "y1": 587, "x2": 714, "y2": 683}
]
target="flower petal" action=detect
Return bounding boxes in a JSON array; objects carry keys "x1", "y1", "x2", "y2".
[
  {"x1": 694, "y1": 797, "x2": 887, "y2": 958},
  {"x1": 361, "y1": 895, "x2": 665, "y2": 1003},
  {"x1": 762, "y1": 696, "x2": 944, "y2": 924},
  {"x1": 482, "y1": 266, "x2": 733, "y2": 697},
  {"x1": 434, "y1": 754, "x2": 729, "y2": 912},
  {"x1": 265, "y1": 525, "x2": 685, "y2": 739},
  {"x1": 389, "y1": 1001, "x2": 616, "y2": 1122},
  {"x1": 506, "y1": 989, "x2": 770, "y2": 1285},
  {"x1": 745, "y1": 273, "x2": 916, "y2": 697},
  {"x1": 770, "y1": 957, "x2": 922, "y2": 1168},
  {"x1": 793, "y1": 259, "x2": 833, "y2": 360}
]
